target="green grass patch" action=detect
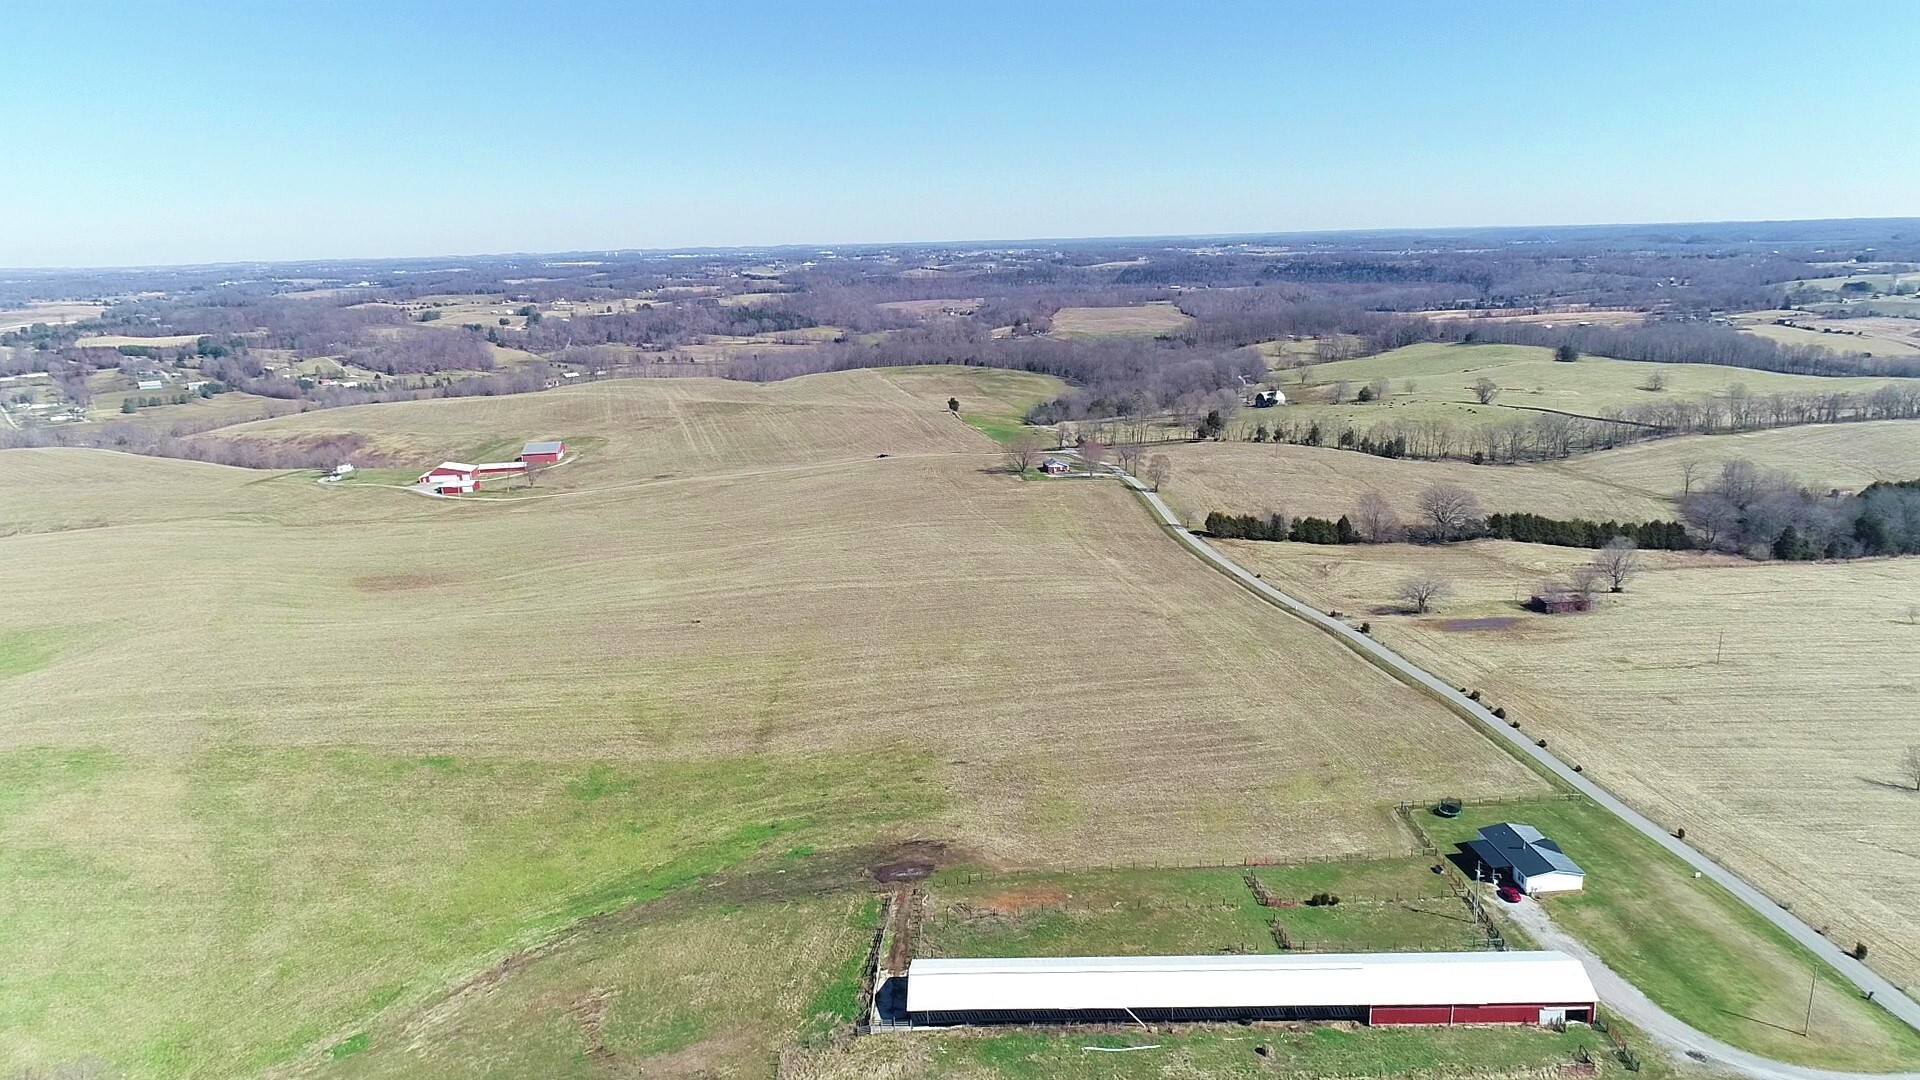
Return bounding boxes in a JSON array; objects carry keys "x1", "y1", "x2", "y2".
[
  {"x1": 891, "y1": 1022, "x2": 1624, "y2": 1080},
  {"x1": 0, "y1": 746, "x2": 940, "y2": 1079},
  {"x1": 921, "y1": 861, "x2": 1487, "y2": 961},
  {"x1": 1425, "y1": 797, "x2": 1920, "y2": 1071},
  {"x1": 962, "y1": 414, "x2": 1050, "y2": 446},
  {"x1": 325, "y1": 1033, "x2": 370, "y2": 1061},
  {"x1": 802, "y1": 897, "x2": 884, "y2": 1041},
  {"x1": 0, "y1": 629, "x2": 66, "y2": 680}
]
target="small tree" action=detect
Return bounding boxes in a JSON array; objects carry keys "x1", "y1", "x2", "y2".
[
  {"x1": 1144, "y1": 454, "x2": 1171, "y2": 492},
  {"x1": 1367, "y1": 377, "x2": 1392, "y2": 401},
  {"x1": 1593, "y1": 537, "x2": 1640, "y2": 592},
  {"x1": 1554, "y1": 343, "x2": 1580, "y2": 363},
  {"x1": 120, "y1": 398, "x2": 136, "y2": 414},
  {"x1": 1396, "y1": 576, "x2": 1453, "y2": 614},
  {"x1": 1472, "y1": 377, "x2": 1500, "y2": 404},
  {"x1": 1352, "y1": 492, "x2": 1401, "y2": 543},
  {"x1": 1197, "y1": 409, "x2": 1226, "y2": 440},
  {"x1": 1679, "y1": 459, "x2": 1703, "y2": 496},
  {"x1": 1642, "y1": 371, "x2": 1670, "y2": 392},
  {"x1": 1004, "y1": 429, "x2": 1051, "y2": 474},
  {"x1": 1078, "y1": 439, "x2": 1108, "y2": 474},
  {"x1": 1567, "y1": 565, "x2": 1605, "y2": 607},
  {"x1": 1115, "y1": 441, "x2": 1145, "y2": 475},
  {"x1": 947, "y1": 397, "x2": 960, "y2": 415}
]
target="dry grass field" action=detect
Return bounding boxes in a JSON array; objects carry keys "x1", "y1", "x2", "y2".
[
  {"x1": 1048, "y1": 302, "x2": 1194, "y2": 338},
  {"x1": 1268, "y1": 344, "x2": 1920, "y2": 438},
  {"x1": 0, "y1": 301, "x2": 105, "y2": 331},
  {"x1": 1224, "y1": 538, "x2": 1920, "y2": 993},
  {"x1": 0, "y1": 367, "x2": 1546, "y2": 1077},
  {"x1": 1732, "y1": 310, "x2": 1920, "y2": 357},
  {"x1": 1156, "y1": 420, "x2": 1920, "y2": 525},
  {"x1": 73, "y1": 333, "x2": 205, "y2": 349}
]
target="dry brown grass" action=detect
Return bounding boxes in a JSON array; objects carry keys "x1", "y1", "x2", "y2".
[
  {"x1": 1048, "y1": 302, "x2": 1194, "y2": 338},
  {"x1": 1412, "y1": 308, "x2": 1647, "y2": 328},
  {"x1": 1732, "y1": 312, "x2": 1920, "y2": 357},
  {"x1": 1156, "y1": 421, "x2": 1920, "y2": 525},
  {"x1": 1224, "y1": 538, "x2": 1920, "y2": 989},
  {"x1": 0, "y1": 301, "x2": 104, "y2": 332}
]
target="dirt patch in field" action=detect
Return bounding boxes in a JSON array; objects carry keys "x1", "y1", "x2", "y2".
[
  {"x1": 351, "y1": 572, "x2": 456, "y2": 593},
  {"x1": 1435, "y1": 617, "x2": 1521, "y2": 632},
  {"x1": 970, "y1": 883, "x2": 1070, "y2": 915},
  {"x1": 870, "y1": 840, "x2": 949, "y2": 883}
]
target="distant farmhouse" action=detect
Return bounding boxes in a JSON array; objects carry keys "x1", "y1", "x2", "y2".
[
  {"x1": 1252, "y1": 389, "x2": 1286, "y2": 407},
  {"x1": 1469, "y1": 823, "x2": 1585, "y2": 895},
  {"x1": 413, "y1": 441, "x2": 567, "y2": 496},
  {"x1": 1039, "y1": 457, "x2": 1072, "y2": 475}
]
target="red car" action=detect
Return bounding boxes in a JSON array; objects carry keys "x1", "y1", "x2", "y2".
[{"x1": 1497, "y1": 884, "x2": 1524, "y2": 904}]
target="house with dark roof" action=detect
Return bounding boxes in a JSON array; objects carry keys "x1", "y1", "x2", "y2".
[{"x1": 1468, "y1": 823, "x2": 1585, "y2": 895}]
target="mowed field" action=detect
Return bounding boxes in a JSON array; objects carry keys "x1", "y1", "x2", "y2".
[
  {"x1": 1223, "y1": 538, "x2": 1920, "y2": 993},
  {"x1": 1156, "y1": 420, "x2": 1920, "y2": 525},
  {"x1": 0, "y1": 367, "x2": 1547, "y2": 1077},
  {"x1": 1048, "y1": 302, "x2": 1194, "y2": 338},
  {"x1": 1264, "y1": 343, "x2": 1920, "y2": 436},
  {"x1": 1731, "y1": 310, "x2": 1920, "y2": 357}
]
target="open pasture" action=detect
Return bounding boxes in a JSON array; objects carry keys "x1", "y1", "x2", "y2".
[
  {"x1": 1048, "y1": 302, "x2": 1194, "y2": 338},
  {"x1": 1412, "y1": 308, "x2": 1647, "y2": 328},
  {"x1": 1732, "y1": 311, "x2": 1920, "y2": 356},
  {"x1": 202, "y1": 365, "x2": 1062, "y2": 478},
  {"x1": 1157, "y1": 420, "x2": 1920, "y2": 525},
  {"x1": 1271, "y1": 343, "x2": 1920, "y2": 434},
  {"x1": 1225, "y1": 537, "x2": 1920, "y2": 996},
  {"x1": 73, "y1": 333, "x2": 205, "y2": 349},
  {"x1": 0, "y1": 369, "x2": 1547, "y2": 1076},
  {"x1": 0, "y1": 301, "x2": 105, "y2": 332}
]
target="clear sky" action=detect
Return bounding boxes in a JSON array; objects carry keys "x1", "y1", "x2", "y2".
[{"x1": 3, "y1": 0, "x2": 1915, "y2": 267}]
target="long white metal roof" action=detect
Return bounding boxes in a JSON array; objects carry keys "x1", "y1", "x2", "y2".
[{"x1": 905, "y1": 951, "x2": 1594, "y2": 1013}]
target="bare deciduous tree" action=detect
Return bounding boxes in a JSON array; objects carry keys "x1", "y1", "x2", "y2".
[
  {"x1": 1115, "y1": 440, "x2": 1145, "y2": 475},
  {"x1": 1642, "y1": 370, "x2": 1670, "y2": 392},
  {"x1": 1396, "y1": 576, "x2": 1453, "y2": 614},
  {"x1": 1352, "y1": 492, "x2": 1402, "y2": 543},
  {"x1": 1415, "y1": 483, "x2": 1483, "y2": 541},
  {"x1": 1680, "y1": 459, "x2": 1704, "y2": 497},
  {"x1": 1592, "y1": 536, "x2": 1640, "y2": 592},
  {"x1": 1144, "y1": 454, "x2": 1171, "y2": 491},
  {"x1": 1472, "y1": 377, "x2": 1499, "y2": 404},
  {"x1": 1567, "y1": 565, "x2": 1604, "y2": 606},
  {"x1": 1078, "y1": 439, "x2": 1108, "y2": 474},
  {"x1": 1003, "y1": 429, "x2": 1051, "y2": 474}
]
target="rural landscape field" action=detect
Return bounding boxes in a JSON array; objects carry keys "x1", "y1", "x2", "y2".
[{"x1": 9, "y1": 7, "x2": 1920, "y2": 1072}]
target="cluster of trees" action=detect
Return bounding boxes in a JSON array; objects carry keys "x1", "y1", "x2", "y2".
[
  {"x1": 1483, "y1": 512, "x2": 1692, "y2": 551},
  {"x1": 1204, "y1": 511, "x2": 1358, "y2": 545}
]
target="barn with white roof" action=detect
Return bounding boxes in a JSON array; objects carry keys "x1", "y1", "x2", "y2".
[{"x1": 900, "y1": 951, "x2": 1595, "y2": 1027}]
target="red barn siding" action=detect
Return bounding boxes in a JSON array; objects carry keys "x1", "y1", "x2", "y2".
[{"x1": 1371, "y1": 1006, "x2": 1453, "y2": 1025}]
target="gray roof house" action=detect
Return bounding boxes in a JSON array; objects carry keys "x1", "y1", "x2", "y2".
[{"x1": 1467, "y1": 823, "x2": 1585, "y2": 894}]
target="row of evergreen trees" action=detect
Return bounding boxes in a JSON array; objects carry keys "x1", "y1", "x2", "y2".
[
  {"x1": 1205, "y1": 511, "x2": 1359, "y2": 545},
  {"x1": 1483, "y1": 512, "x2": 1692, "y2": 551}
]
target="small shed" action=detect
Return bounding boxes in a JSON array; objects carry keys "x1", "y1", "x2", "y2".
[
  {"x1": 521, "y1": 440, "x2": 566, "y2": 465},
  {"x1": 1253, "y1": 389, "x2": 1286, "y2": 407},
  {"x1": 1040, "y1": 458, "x2": 1071, "y2": 475},
  {"x1": 1527, "y1": 593, "x2": 1591, "y2": 614},
  {"x1": 1468, "y1": 823, "x2": 1586, "y2": 895}
]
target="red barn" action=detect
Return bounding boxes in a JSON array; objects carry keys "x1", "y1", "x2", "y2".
[
  {"x1": 418, "y1": 462, "x2": 477, "y2": 495},
  {"x1": 521, "y1": 440, "x2": 566, "y2": 466}
]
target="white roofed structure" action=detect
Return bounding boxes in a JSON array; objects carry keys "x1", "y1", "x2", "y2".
[{"x1": 900, "y1": 951, "x2": 1595, "y2": 1027}]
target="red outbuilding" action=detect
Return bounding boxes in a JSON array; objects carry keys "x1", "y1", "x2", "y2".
[
  {"x1": 521, "y1": 440, "x2": 566, "y2": 466},
  {"x1": 418, "y1": 462, "x2": 478, "y2": 495}
]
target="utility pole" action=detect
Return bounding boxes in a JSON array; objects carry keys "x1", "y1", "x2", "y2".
[{"x1": 1803, "y1": 972, "x2": 1816, "y2": 1036}]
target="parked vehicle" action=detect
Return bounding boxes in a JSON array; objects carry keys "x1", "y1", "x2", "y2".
[{"x1": 1498, "y1": 884, "x2": 1524, "y2": 904}]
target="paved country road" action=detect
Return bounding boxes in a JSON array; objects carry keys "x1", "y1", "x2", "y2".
[
  {"x1": 1501, "y1": 897, "x2": 1920, "y2": 1080},
  {"x1": 1102, "y1": 470, "x2": 1920, "y2": 1064}
]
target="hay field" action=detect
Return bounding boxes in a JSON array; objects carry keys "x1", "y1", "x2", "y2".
[
  {"x1": 74, "y1": 333, "x2": 205, "y2": 349},
  {"x1": 1412, "y1": 308, "x2": 1647, "y2": 328},
  {"x1": 1225, "y1": 538, "x2": 1920, "y2": 991},
  {"x1": 1732, "y1": 311, "x2": 1920, "y2": 356},
  {"x1": 0, "y1": 370, "x2": 1546, "y2": 1076},
  {"x1": 1272, "y1": 343, "x2": 1920, "y2": 435},
  {"x1": 1156, "y1": 421, "x2": 1920, "y2": 525},
  {"x1": 202, "y1": 366, "x2": 1061, "y2": 477},
  {"x1": 0, "y1": 301, "x2": 104, "y2": 332},
  {"x1": 1049, "y1": 302, "x2": 1194, "y2": 338}
]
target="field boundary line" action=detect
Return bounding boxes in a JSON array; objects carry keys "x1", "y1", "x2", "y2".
[{"x1": 1109, "y1": 467, "x2": 1920, "y2": 1036}]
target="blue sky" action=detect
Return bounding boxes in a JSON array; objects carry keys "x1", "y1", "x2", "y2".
[{"x1": 2, "y1": 0, "x2": 1915, "y2": 267}]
